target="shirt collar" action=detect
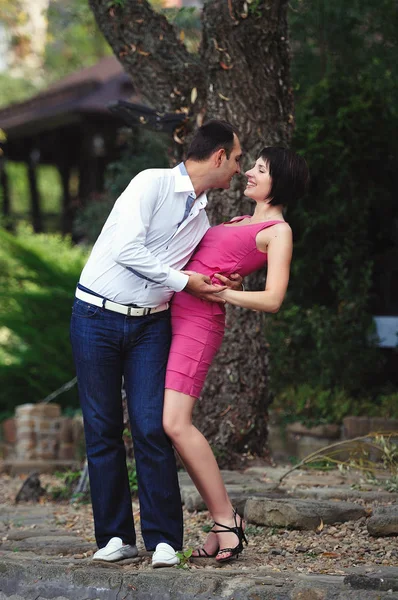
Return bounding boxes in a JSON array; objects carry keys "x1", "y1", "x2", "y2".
[
  {"x1": 173, "y1": 162, "x2": 208, "y2": 208},
  {"x1": 173, "y1": 162, "x2": 195, "y2": 194}
]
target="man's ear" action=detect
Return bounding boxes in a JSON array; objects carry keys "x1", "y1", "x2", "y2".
[{"x1": 214, "y1": 148, "x2": 226, "y2": 167}]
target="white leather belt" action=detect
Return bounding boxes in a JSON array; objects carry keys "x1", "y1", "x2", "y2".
[{"x1": 75, "y1": 288, "x2": 169, "y2": 317}]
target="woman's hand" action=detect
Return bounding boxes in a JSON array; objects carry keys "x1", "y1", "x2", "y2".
[
  {"x1": 213, "y1": 272, "x2": 243, "y2": 291},
  {"x1": 184, "y1": 272, "x2": 227, "y2": 303}
]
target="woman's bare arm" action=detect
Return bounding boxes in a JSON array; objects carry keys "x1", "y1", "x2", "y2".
[{"x1": 217, "y1": 223, "x2": 292, "y2": 313}]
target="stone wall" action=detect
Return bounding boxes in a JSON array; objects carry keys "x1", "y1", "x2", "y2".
[
  {"x1": 1, "y1": 403, "x2": 84, "y2": 462},
  {"x1": 267, "y1": 413, "x2": 398, "y2": 463}
]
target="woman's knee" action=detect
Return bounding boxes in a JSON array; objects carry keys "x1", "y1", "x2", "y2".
[{"x1": 163, "y1": 414, "x2": 188, "y2": 441}]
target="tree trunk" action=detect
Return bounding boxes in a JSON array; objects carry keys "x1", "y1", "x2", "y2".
[{"x1": 89, "y1": 0, "x2": 293, "y2": 467}]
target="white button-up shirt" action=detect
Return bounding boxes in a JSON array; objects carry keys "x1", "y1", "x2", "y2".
[{"x1": 79, "y1": 163, "x2": 210, "y2": 307}]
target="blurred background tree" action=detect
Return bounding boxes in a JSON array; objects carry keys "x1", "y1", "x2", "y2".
[{"x1": 265, "y1": 0, "x2": 398, "y2": 421}]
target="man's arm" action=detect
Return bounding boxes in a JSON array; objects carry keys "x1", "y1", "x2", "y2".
[
  {"x1": 110, "y1": 171, "x2": 228, "y2": 302},
  {"x1": 110, "y1": 171, "x2": 188, "y2": 292}
]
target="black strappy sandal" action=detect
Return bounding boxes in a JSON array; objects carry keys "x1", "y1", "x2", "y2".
[
  {"x1": 191, "y1": 530, "x2": 218, "y2": 558},
  {"x1": 192, "y1": 546, "x2": 218, "y2": 558},
  {"x1": 213, "y1": 509, "x2": 248, "y2": 563}
]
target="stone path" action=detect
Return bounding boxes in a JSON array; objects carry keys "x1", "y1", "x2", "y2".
[{"x1": 1, "y1": 465, "x2": 398, "y2": 599}]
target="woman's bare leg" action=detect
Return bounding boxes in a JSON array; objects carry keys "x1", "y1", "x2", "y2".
[{"x1": 163, "y1": 388, "x2": 242, "y2": 558}]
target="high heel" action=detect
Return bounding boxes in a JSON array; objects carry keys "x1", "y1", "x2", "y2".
[{"x1": 212, "y1": 509, "x2": 248, "y2": 563}]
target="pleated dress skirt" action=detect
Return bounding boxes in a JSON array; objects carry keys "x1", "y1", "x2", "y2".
[{"x1": 165, "y1": 291, "x2": 225, "y2": 399}]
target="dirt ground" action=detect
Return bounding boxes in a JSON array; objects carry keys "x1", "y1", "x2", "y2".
[{"x1": 1, "y1": 471, "x2": 397, "y2": 574}]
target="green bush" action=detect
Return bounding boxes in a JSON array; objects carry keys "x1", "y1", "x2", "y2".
[
  {"x1": 48, "y1": 469, "x2": 83, "y2": 501},
  {"x1": 271, "y1": 385, "x2": 355, "y2": 427},
  {"x1": 365, "y1": 393, "x2": 398, "y2": 421},
  {"x1": 270, "y1": 387, "x2": 398, "y2": 428},
  {"x1": 0, "y1": 225, "x2": 88, "y2": 413},
  {"x1": 275, "y1": 0, "x2": 398, "y2": 410},
  {"x1": 265, "y1": 299, "x2": 383, "y2": 398}
]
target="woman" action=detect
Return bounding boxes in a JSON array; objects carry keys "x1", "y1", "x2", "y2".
[{"x1": 163, "y1": 147, "x2": 310, "y2": 563}]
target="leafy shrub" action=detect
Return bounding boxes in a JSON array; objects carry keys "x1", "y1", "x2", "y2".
[
  {"x1": 277, "y1": 0, "x2": 398, "y2": 408},
  {"x1": 127, "y1": 459, "x2": 138, "y2": 494},
  {"x1": 265, "y1": 299, "x2": 383, "y2": 399},
  {"x1": 271, "y1": 385, "x2": 355, "y2": 427},
  {"x1": 48, "y1": 469, "x2": 83, "y2": 501},
  {"x1": 271, "y1": 386, "x2": 398, "y2": 428},
  {"x1": 364, "y1": 393, "x2": 398, "y2": 421},
  {"x1": 0, "y1": 225, "x2": 87, "y2": 413}
]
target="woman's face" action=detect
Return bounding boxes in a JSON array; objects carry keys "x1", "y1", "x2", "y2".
[{"x1": 244, "y1": 158, "x2": 272, "y2": 202}]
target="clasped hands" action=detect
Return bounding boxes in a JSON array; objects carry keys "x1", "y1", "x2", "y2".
[{"x1": 183, "y1": 270, "x2": 243, "y2": 303}]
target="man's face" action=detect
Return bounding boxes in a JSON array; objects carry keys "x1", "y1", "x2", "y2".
[{"x1": 217, "y1": 134, "x2": 242, "y2": 189}]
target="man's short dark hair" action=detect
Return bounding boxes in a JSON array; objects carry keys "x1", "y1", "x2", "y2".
[
  {"x1": 186, "y1": 120, "x2": 238, "y2": 161},
  {"x1": 259, "y1": 147, "x2": 310, "y2": 207}
]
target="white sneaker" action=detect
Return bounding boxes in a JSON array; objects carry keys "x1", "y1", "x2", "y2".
[
  {"x1": 93, "y1": 537, "x2": 138, "y2": 562},
  {"x1": 152, "y1": 542, "x2": 180, "y2": 568}
]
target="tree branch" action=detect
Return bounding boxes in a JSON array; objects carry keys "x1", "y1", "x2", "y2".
[{"x1": 89, "y1": 0, "x2": 205, "y2": 113}]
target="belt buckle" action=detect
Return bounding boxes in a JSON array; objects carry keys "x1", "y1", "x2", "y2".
[{"x1": 126, "y1": 305, "x2": 148, "y2": 317}]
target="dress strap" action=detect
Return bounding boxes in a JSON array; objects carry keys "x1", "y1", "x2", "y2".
[{"x1": 251, "y1": 219, "x2": 285, "y2": 231}]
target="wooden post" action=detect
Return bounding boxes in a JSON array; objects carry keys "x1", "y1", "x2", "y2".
[
  {"x1": 58, "y1": 160, "x2": 72, "y2": 235},
  {"x1": 27, "y1": 149, "x2": 43, "y2": 233},
  {"x1": 0, "y1": 155, "x2": 11, "y2": 228}
]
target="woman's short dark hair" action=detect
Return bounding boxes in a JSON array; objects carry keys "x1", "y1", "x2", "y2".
[
  {"x1": 186, "y1": 120, "x2": 238, "y2": 161},
  {"x1": 259, "y1": 147, "x2": 310, "y2": 207}
]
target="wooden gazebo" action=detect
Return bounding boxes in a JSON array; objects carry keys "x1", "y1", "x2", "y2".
[{"x1": 0, "y1": 57, "x2": 148, "y2": 233}]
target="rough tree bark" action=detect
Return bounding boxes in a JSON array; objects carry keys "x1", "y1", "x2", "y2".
[{"x1": 89, "y1": 0, "x2": 294, "y2": 467}]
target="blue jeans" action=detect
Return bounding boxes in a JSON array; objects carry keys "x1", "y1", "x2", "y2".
[{"x1": 70, "y1": 297, "x2": 183, "y2": 550}]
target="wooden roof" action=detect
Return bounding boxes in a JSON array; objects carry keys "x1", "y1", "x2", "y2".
[{"x1": 0, "y1": 56, "x2": 143, "y2": 138}]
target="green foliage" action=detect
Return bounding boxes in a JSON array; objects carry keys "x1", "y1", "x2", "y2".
[
  {"x1": 48, "y1": 469, "x2": 83, "y2": 501},
  {"x1": 0, "y1": 225, "x2": 87, "y2": 413},
  {"x1": 267, "y1": 0, "x2": 398, "y2": 408},
  {"x1": 373, "y1": 393, "x2": 398, "y2": 420},
  {"x1": 45, "y1": 0, "x2": 111, "y2": 79},
  {"x1": 247, "y1": 0, "x2": 263, "y2": 18},
  {"x1": 175, "y1": 547, "x2": 193, "y2": 569},
  {"x1": 127, "y1": 459, "x2": 138, "y2": 494},
  {"x1": 4, "y1": 163, "x2": 62, "y2": 230},
  {"x1": 0, "y1": 74, "x2": 39, "y2": 109},
  {"x1": 271, "y1": 386, "x2": 398, "y2": 427},
  {"x1": 73, "y1": 130, "x2": 170, "y2": 244},
  {"x1": 289, "y1": 0, "x2": 398, "y2": 101},
  {"x1": 265, "y1": 298, "x2": 383, "y2": 398},
  {"x1": 271, "y1": 385, "x2": 355, "y2": 427}
]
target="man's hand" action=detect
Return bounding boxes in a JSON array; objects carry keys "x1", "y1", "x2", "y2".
[
  {"x1": 213, "y1": 272, "x2": 243, "y2": 291},
  {"x1": 184, "y1": 272, "x2": 227, "y2": 303}
]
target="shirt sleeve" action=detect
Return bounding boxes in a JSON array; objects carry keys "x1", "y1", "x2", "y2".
[{"x1": 110, "y1": 170, "x2": 189, "y2": 292}]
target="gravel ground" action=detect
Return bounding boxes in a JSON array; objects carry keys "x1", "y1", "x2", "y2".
[{"x1": 1, "y1": 471, "x2": 398, "y2": 574}]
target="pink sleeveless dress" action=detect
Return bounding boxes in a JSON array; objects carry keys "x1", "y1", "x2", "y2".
[{"x1": 165, "y1": 218, "x2": 284, "y2": 398}]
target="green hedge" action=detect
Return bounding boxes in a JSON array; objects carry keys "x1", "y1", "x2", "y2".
[{"x1": 0, "y1": 225, "x2": 87, "y2": 415}]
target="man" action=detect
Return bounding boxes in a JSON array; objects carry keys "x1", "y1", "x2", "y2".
[{"x1": 70, "y1": 120, "x2": 242, "y2": 568}]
